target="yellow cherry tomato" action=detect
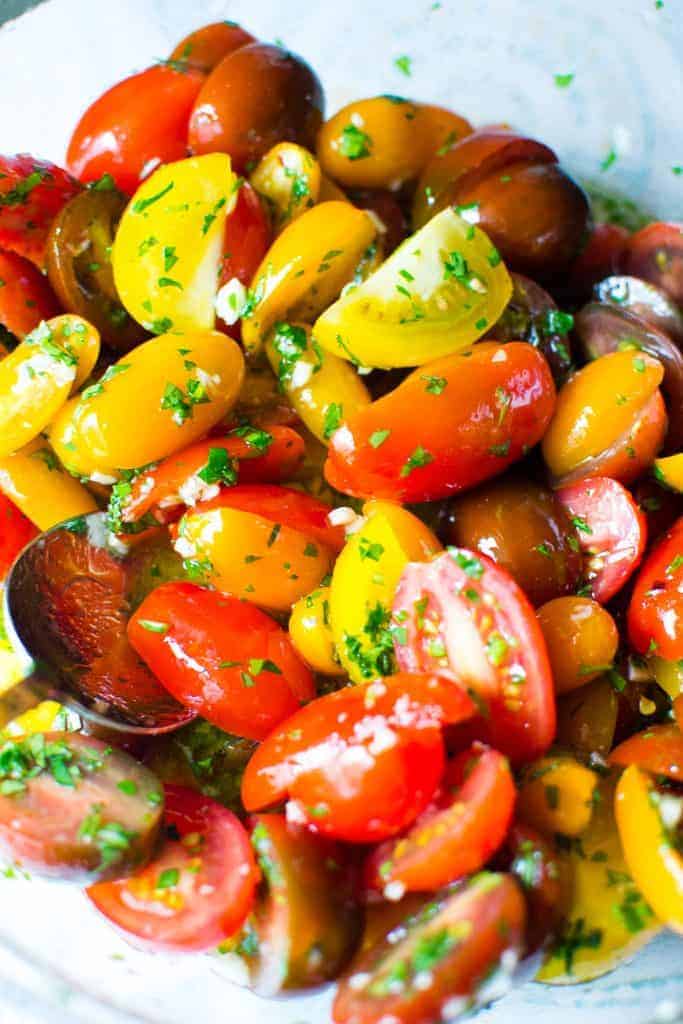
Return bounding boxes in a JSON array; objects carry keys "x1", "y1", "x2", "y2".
[
  {"x1": 654, "y1": 453, "x2": 683, "y2": 493},
  {"x1": 538, "y1": 775, "x2": 659, "y2": 983},
  {"x1": 175, "y1": 507, "x2": 333, "y2": 612},
  {"x1": 542, "y1": 351, "x2": 665, "y2": 482},
  {"x1": 250, "y1": 143, "x2": 320, "y2": 232},
  {"x1": 49, "y1": 330, "x2": 244, "y2": 477},
  {"x1": 616, "y1": 764, "x2": 683, "y2": 934},
  {"x1": 1, "y1": 700, "x2": 71, "y2": 738},
  {"x1": 241, "y1": 201, "x2": 376, "y2": 355},
  {"x1": 518, "y1": 754, "x2": 599, "y2": 838},
  {"x1": 289, "y1": 586, "x2": 343, "y2": 675},
  {"x1": 414, "y1": 104, "x2": 474, "y2": 163},
  {"x1": 265, "y1": 322, "x2": 370, "y2": 443},
  {"x1": 0, "y1": 436, "x2": 97, "y2": 530},
  {"x1": 555, "y1": 676, "x2": 619, "y2": 760},
  {"x1": 113, "y1": 154, "x2": 238, "y2": 333},
  {"x1": 329, "y1": 500, "x2": 441, "y2": 683},
  {"x1": 313, "y1": 207, "x2": 512, "y2": 369},
  {"x1": 652, "y1": 656, "x2": 683, "y2": 700},
  {"x1": 0, "y1": 315, "x2": 99, "y2": 458}
]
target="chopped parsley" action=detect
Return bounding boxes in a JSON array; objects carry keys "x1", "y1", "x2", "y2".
[
  {"x1": 132, "y1": 181, "x2": 174, "y2": 214},
  {"x1": 197, "y1": 447, "x2": 238, "y2": 487},
  {"x1": 554, "y1": 72, "x2": 575, "y2": 88},
  {"x1": 369, "y1": 429, "x2": 391, "y2": 448},
  {"x1": 400, "y1": 446, "x2": 434, "y2": 477},
  {"x1": 323, "y1": 402, "x2": 344, "y2": 440},
  {"x1": 394, "y1": 55, "x2": 412, "y2": 76},
  {"x1": 339, "y1": 123, "x2": 372, "y2": 160},
  {"x1": 421, "y1": 374, "x2": 447, "y2": 395}
]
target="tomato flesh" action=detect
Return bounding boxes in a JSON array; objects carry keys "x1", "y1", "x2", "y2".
[
  {"x1": 627, "y1": 516, "x2": 683, "y2": 661},
  {"x1": 217, "y1": 182, "x2": 271, "y2": 337}
]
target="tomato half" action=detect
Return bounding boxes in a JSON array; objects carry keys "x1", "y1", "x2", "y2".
[
  {"x1": 128, "y1": 582, "x2": 315, "y2": 741},
  {"x1": 169, "y1": 21, "x2": 256, "y2": 73},
  {"x1": 393, "y1": 549, "x2": 555, "y2": 763},
  {"x1": 241, "y1": 674, "x2": 475, "y2": 843},
  {"x1": 67, "y1": 66, "x2": 204, "y2": 194},
  {"x1": 0, "y1": 491, "x2": 39, "y2": 579},
  {"x1": 87, "y1": 785, "x2": 258, "y2": 951},
  {"x1": 364, "y1": 744, "x2": 515, "y2": 895},
  {"x1": 610, "y1": 723, "x2": 683, "y2": 781},
  {"x1": 624, "y1": 221, "x2": 683, "y2": 306},
  {"x1": 627, "y1": 516, "x2": 683, "y2": 661},
  {"x1": 0, "y1": 155, "x2": 81, "y2": 267},
  {"x1": 0, "y1": 250, "x2": 60, "y2": 342},
  {"x1": 555, "y1": 476, "x2": 647, "y2": 604}
]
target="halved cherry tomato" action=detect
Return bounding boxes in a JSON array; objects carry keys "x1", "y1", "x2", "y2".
[
  {"x1": 623, "y1": 221, "x2": 683, "y2": 306},
  {"x1": 393, "y1": 548, "x2": 555, "y2": 763},
  {"x1": 555, "y1": 477, "x2": 648, "y2": 604},
  {"x1": 118, "y1": 428, "x2": 305, "y2": 526},
  {"x1": 67, "y1": 66, "x2": 204, "y2": 194},
  {"x1": 169, "y1": 21, "x2": 256, "y2": 73},
  {"x1": 0, "y1": 436, "x2": 97, "y2": 531},
  {"x1": 0, "y1": 490, "x2": 38, "y2": 579},
  {"x1": 88, "y1": 785, "x2": 258, "y2": 951},
  {"x1": 128, "y1": 582, "x2": 314, "y2": 741},
  {"x1": 593, "y1": 275, "x2": 683, "y2": 345},
  {"x1": 0, "y1": 155, "x2": 81, "y2": 267},
  {"x1": 333, "y1": 872, "x2": 526, "y2": 1024},
  {"x1": 627, "y1": 516, "x2": 683, "y2": 661},
  {"x1": 610, "y1": 723, "x2": 683, "y2": 781},
  {"x1": 0, "y1": 732, "x2": 163, "y2": 881},
  {"x1": 216, "y1": 182, "x2": 271, "y2": 336},
  {"x1": 241, "y1": 674, "x2": 475, "y2": 842},
  {"x1": 0, "y1": 250, "x2": 59, "y2": 342},
  {"x1": 325, "y1": 342, "x2": 556, "y2": 502},
  {"x1": 364, "y1": 744, "x2": 515, "y2": 895},
  {"x1": 289, "y1": 585, "x2": 343, "y2": 675}
]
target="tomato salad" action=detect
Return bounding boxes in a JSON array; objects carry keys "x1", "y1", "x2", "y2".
[{"x1": 0, "y1": 18, "x2": 681, "y2": 1024}]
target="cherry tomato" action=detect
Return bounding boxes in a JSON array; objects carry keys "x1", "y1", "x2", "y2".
[
  {"x1": 0, "y1": 491, "x2": 39, "y2": 578},
  {"x1": 241, "y1": 674, "x2": 475, "y2": 843},
  {"x1": 487, "y1": 272, "x2": 574, "y2": 383},
  {"x1": 517, "y1": 754, "x2": 598, "y2": 838},
  {"x1": 555, "y1": 477, "x2": 647, "y2": 603},
  {"x1": 627, "y1": 517, "x2": 683, "y2": 661},
  {"x1": 623, "y1": 221, "x2": 683, "y2": 306},
  {"x1": 67, "y1": 66, "x2": 204, "y2": 194},
  {"x1": 189, "y1": 44, "x2": 324, "y2": 173},
  {"x1": 392, "y1": 548, "x2": 556, "y2": 764},
  {"x1": 0, "y1": 155, "x2": 81, "y2": 267},
  {"x1": 537, "y1": 596, "x2": 619, "y2": 694},
  {"x1": 610, "y1": 723, "x2": 683, "y2": 781},
  {"x1": 117, "y1": 428, "x2": 305, "y2": 526},
  {"x1": 675, "y1": 696, "x2": 683, "y2": 731},
  {"x1": 364, "y1": 744, "x2": 515, "y2": 895},
  {"x1": 128, "y1": 582, "x2": 314, "y2": 741},
  {"x1": 217, "y1": 182, "x2": 271, "y2": 336},
  {"x1": 349, "y1": 188, "x2": 408, "y2": 255},
  {"x1": 443, "y1": 477, "x2": 582, "y2": 607},
  {"x1": 0, "y1": 732, "x2": 163, "y2": 881},
  {"x1": 333, "y1": 872, "x2": 526, "y2": 1024},
  {"x1": 169, "y1": 21, "x2": 256, "y2": 72},
  {"x1": 289, "y1": 585, "x2": 342, "y2": 676},
  {"x1": 556, "y1": 676, "x2": 619, "y2": 760},
  {"x1": 594, "y1": 275, "x2": 683, "y2": 346},
  {"x1": 325, "y1": 342, "x2": 556, "y2": 503},
  {"x1": 505, "y1": 823, "x2": 569, "y2": 950},
  {"x1": 568, "y1": 223, "x2": 630, "y2": 298},
  {"x1": 0, "y1": 250, "x2": 59, "y2": 342},
  {"x1": 87, "y1": 785, "x2": 258, "y2": 951}
]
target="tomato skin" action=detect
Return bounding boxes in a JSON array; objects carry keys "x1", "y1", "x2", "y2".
[
  {"x1": 623, "y1": 221, "x2": 683, "y2": 306},
  {"x1": 627, "y1": 516, "x2": 683, "y2": 661},
  {"x1": 505, "y1": 823, "x2": 570, "y2": 950},
  {"x1": 325, "y1": 342, "x2": 556, "y2": 503},
  {"x1": 537, "y1": 596, "x2": 619, "y2": 694},
  {"x1": 241, "y1": 674, "x2": 475, "y2": 843},
  {"x1": 128, "y1": 582, "x2": 314, "y2": 741},
  {"x1": 364, "y1": 744, "x2": 515, "y2": 895},
  {"x1": 0, "y1": 155, "x2": 81, "y2": 267},
  {"x1": 568, "y1": 223, "x2": 630, "y2": 298},
  {"x1": 610, "y1": 723, "x2": 683, "y2": 781},
  {"x1": 217, "y1": 182, "x2": 271, "y2": 336},
  {"x1": 169, "y1": 21, "x2": 256, "y2": 72},
  {"x1": 0, "y1": 490, "x2": 39, "y2": 579},
  {"x1": 67, "y1": 66, "x2": 204, "y2": 194},
  {"x1": 393, "y1": 549, "x2": 556, "y2": 764},
  {"x1": 0, "y1": 250, "x2": 60, "y2": 341},
  {"x1": 87, "y1": 785, "x2": 258, "y2": 952},
  {"x1": 555, "y1": 477, "x2": 648, "y2": 604}
]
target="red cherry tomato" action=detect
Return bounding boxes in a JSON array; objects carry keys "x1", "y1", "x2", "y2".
[
  {"x1": 364, "y1": 743, "x2": 515, "y2": 895},
  {"x1": 241, "y1": 674, "x2": 475, "y2": 843},
  {"x1": 627, "y1": 516, "x2": 683, "y2": 661},
  {"x1": 217, "y1": 182, "x2": 271, "y2": 334},
  {"x1": 169, "y1": 21, "x2": 256, "y2": 73},
  {"x1": 119, "y1": 427, "x2": 305, "y2": 526},
  {"x1": 192, "y1": 483, "x2": 345, "y2": 552},
  {"x1": 325, "y1": 342, "x2": 556, "y2": 503},
  {"x1": 0, "y1": 250, "x2": 60, "y2": 341},
  {"x1": 568, "y1": 223, "x2": 630, "y2": 297},
  {"x1": 624, "y1": 221, "x2": 683, "y2": 306},
  {"x1": 87, "y1": 785, "x2": 258, "y2": 952},
  {"x1": 0, "y1": 491, "x2": 39, "y2": 579},
  {"x1": 66, "y1": 66, "x2": 204, "y2": 194},
  {"x1": 393, "y1": 548, "x2": 555, "y2": 764},
  {"x1": 0, "y1": 155, "x2": 80, "y2": 267},
  {"x1": 555, "y1": 476, "x2": 648, "y2": 604},
  {"x1": 128, "y1": 582, "x2": 314, "y2": 741},
  {"x1": 610, "y1": 723, "x2": 683, "y2": 781}
]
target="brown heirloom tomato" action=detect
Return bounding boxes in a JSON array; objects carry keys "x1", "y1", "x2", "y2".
[
  {"x1": 189, "y1": 44, "x2": 324, "y2": 172},
  {"x1": 623, "y1": 221, "x2": 683, "y2": 305},
  {"x1": 169, "y1": 20, "x2": 256, "y2": 72}
]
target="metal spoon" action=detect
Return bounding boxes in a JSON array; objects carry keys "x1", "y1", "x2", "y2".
[{"x1": 3, "y1": 511, "x2": 193, "y2": 736}]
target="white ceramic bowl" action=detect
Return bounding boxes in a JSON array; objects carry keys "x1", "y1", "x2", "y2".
[{"x1": 0, "y1": 1, "x2": 681, "y2": 1021}]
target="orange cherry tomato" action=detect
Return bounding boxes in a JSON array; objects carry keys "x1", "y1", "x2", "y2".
[
  {"x1": 241, "y1": 674, "x2": 475, "y2": 842},
  {"x1": 555, "y1": 476, "x2": 648, "y2": 603},
  {"x1": 628, "y1": 517, "x2": 683, "y2": 661},
  {"x1": 537, "y1": 596, "x2": 619, "y2": 694},
  {"x1": 0, "y1": 155, "x2": 81, "y2": 267},
  {"x1": 67, "y1": 66, "x2": 204, "y2": 194},
  {"x1": 88, "y1": 785, "x2": 258, "y2": 952},
  {"x1": 128, "y1": 582, "x2": 314, "y2": 741},
  {"x1": 325, "y1": 342, "x2": 556, "y2": 503},
  {"x1": 169, "y1": 20, "x2": 256, "y2": 72},
  {"x1": 0, "y1": 249, "x2": 60, "y2": 341},
  {"x1": 610, "y1": 723, "x2": 683, "y2": 781},
  {"x1": 0, "y1": 490, "x2": 38, "y2": 580},
  {"x1": 393, "y1": 548, "x2": 555, "y2": 764},
  {"x1": 189, "y1": 43, "x2": 324, "y2": 173},
  {"x1": 624, "y1": 221, "x2": 683, "y2": 306},
  {"x1": 364, "y1": 743, "x2": 515, "y2": 895}
]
